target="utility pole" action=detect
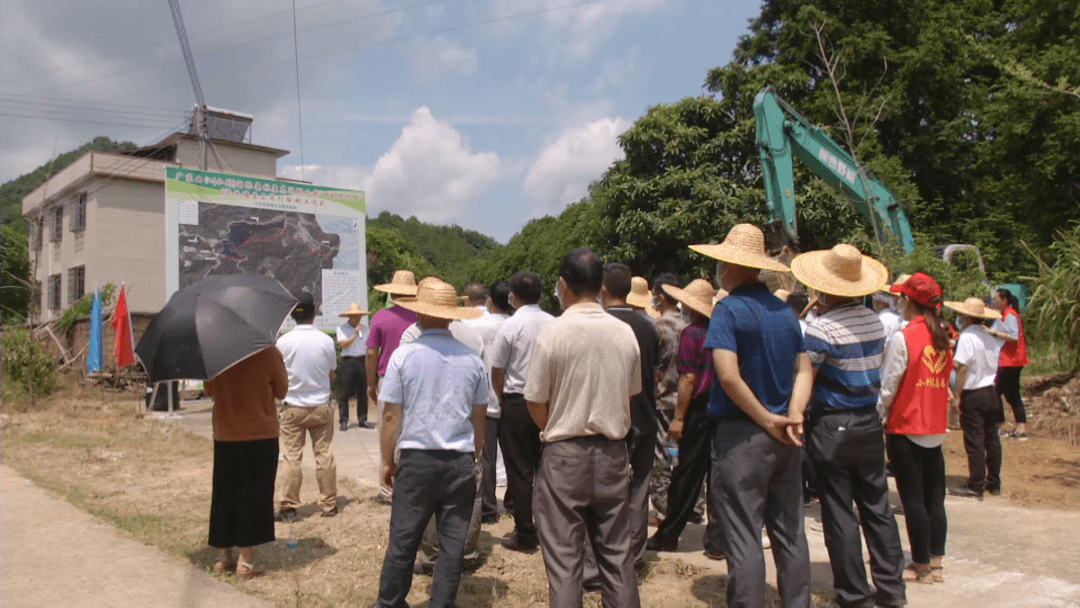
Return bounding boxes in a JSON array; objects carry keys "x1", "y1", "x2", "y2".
[{"x1": 167, "y1": 0, "x2": 208, "y2": 169}]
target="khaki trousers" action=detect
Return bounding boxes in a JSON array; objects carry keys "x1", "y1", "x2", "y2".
[{"x1": 279, "y1": 402, "x2": 338, "y2": 513}]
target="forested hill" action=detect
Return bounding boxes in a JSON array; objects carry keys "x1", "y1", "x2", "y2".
[{"x1": 0, "y1": 136, "x2": 136, "y2": 233}]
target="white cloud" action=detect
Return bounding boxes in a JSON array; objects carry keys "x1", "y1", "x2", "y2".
[
  {"x1": 594, "y1": 47, "x2": 641, "y2": 91},
  {"x1": 409, "y1": 37, "x2": 478, "y2": 81},
  {"x1": 524, "y1": 116, "x2": 629, "y2": 216},
  {"x1": 489, "y1": 0, "x2": 666, "y2": 62}
]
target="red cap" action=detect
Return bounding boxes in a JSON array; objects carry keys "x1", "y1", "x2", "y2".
[{"x1": 889, "y1": 272, "x2": 942, "y2": 308}]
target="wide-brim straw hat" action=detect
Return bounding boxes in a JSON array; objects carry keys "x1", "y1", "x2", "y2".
[
  {"x1": 374, "y1": 269, "x2": 418, "y2": 296},
  {"x1": 626, "y1": 276, "x2": 659, "y2": 317},
  {"x1": 879, "y1": 273, "x2": 911, "y2": 294},
  {"x1": 713, "y1": 288, "x2": 729, "y2": 305},
  {"x1": 663, "y1": 279, "x2": 716, "y2": 318},
  {"x1": 773, "y1": 288, "x2": 791, "y2": 303},
  {"x1": 395, "y1": 279, "x2": 482, "y2": 320},
  {"x1": 945, "y1": 297, "x2": 1001, "y2": 320},
  {"x1": 338, "y1": 302, "x2": 369, "y2": 317},
  {"x1": 689, "y1": 224, "x2": 790, "y2": 272},
  {"x1": 790, "y1": 244, "x2": 888, "y2": 297}
]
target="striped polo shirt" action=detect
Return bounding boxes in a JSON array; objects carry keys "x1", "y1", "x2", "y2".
[{"x1": 803, "y1": 301, "x2": 886, "y2": 410}]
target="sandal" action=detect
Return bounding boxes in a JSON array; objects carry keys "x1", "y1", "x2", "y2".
[
  {"x1": 930, "y1": 555, "x2": 944, "y2": 582},
  {"x1": 212, "y1": 558, "x2": 235, "y2": 573},
  {"x1": 235, "y1": 560, "x2": 265, "y2": 580},
  {"x1": 902, "y1": 562, "x2": 934, "y2": 584}
]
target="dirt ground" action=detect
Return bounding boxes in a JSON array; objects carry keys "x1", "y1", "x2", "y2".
[{"x1": 2, "y1": 375, "x2": 1079, "y2": 607}]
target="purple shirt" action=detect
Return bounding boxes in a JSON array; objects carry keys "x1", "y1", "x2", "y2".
[
  {"x1": 676, "y1": 321, "x2": 714, "y2": 399},
  {"x1": 366, "y1": 305, "x2": 418, "y2": 376}
]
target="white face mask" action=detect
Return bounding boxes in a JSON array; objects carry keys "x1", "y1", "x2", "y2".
[
  {"x1": 681, "y1": 308, "x2": 694, "y2": 325},
  {"x1": 554, "y1": 279, "x2": 566, "y2": 310}
]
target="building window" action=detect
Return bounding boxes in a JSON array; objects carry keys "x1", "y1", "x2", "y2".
[
  {"x1": 33, "y1": 216, "x2": 44, "y2": 251},
  {"x1": 68, "y1": 266, "x2": 85, "y2": 304},
  {"x1": 48, "y1": 274, "x2": 62, "y2": 311},
  {"x1": 71, "y1": 193, "x2": 87, "y2": 232},
  {"x1": 51, "y1": 206, "x2": 63, "y2": 243}
]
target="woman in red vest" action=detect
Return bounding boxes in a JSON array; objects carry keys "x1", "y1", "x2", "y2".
[
  {"x1": 878, "y1": 273, "x2": 953, "y2": 584},
  {"x1": 988, "y1": 288, "x2": 1029, "y2": 440}
]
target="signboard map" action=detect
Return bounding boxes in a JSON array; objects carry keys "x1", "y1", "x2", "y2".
[{"x1": 164, "y1": 167, "x2": 366, "y2": 332}]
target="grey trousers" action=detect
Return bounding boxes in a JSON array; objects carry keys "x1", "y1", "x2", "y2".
[
  {"x1": 418, "y1": 463, "x2": 483, "y2": 564},
  {"x1": 375, "y1": 450, "x2": 475, "y2": 608},
  {"x1": 714, "y1": 419, "x2": 811, "y2": 608},
  {"x1": 809, "y1": 408, "x2": 906, "y2": 608},
  {"x1": 533, "y1": 436, "x2": 640, "y2": 608}
]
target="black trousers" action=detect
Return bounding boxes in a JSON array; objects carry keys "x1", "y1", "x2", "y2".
[
  {"x1": 654, "y1": 394, "x2": 715, "y2": 545},
  {"x1": 376, "y1": 449, "x2": 475, "y2": 608},
  {"x1": 337, "y1": 356, "x2": 368, "y2": 424},
  {"x1": 809, "y1": 408, "x2": 905, "y2": 608},
  {"x1": 499, "y1": 394, "x2": 540, "y2": 536},
  {"x1": 481, "y1": 415, "x2": 500, "y2": 520},
  {"x1": 887, "y1": 434, "x2": 947, "y2": 565},
  {"x1": 995, "y1": 366, "x2": 1026, "y2": 424},
  {"x1": 960, "y1": 386, "x2": 1003, "y2": 492}
]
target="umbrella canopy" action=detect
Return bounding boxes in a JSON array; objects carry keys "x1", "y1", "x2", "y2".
[{"x1": 136, "y1": 274, "x2": 298, "y2": 383}]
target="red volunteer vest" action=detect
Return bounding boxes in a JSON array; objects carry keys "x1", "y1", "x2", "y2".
[
  {"x1": 887, "y1": 316, "x2": 953, "y2": 436},
  {"x1": 998, "y1": 306, "x2": 1029, "y2": 368}
]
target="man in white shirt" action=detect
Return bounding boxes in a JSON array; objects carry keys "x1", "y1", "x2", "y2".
[
  {"x1": 276, "y1": 292, "x2": 339, "y2": 519},
  {"x1": 463, "y1": 281, "x2": 513, "y2": 524},
  {"x1": 945, "y1": 298, "x2": 1004, "y2": 500},
  {"x1": 336, "y1": 303, "x2": 371, "y2": 431},
  {"x1": 374, "y1": 280, "x2": 486, "y2": 608},
  {"x1": 489, "y1": 271, "x2": 554, "y2": 552}
]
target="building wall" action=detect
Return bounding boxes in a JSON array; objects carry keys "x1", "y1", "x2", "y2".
[{"x1": 174, "y1": 138, "x2": 278, "y2": 178}]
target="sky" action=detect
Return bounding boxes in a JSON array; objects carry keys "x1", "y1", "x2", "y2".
[{"x1": 0, "y1": 0, "x2": 763, "y2": 243}]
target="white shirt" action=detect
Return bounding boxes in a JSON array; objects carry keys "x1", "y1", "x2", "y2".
[
  {"x1": 336, "y1": 321, "x2": 367, "y2": 358},
  {"x1": 489, "y1": 304, "x2": 554, "y2": 395},
  {"x1": 379, "y1": 328, "x2": 487, "y2": 453},
  {"x1": 276, "y1": 324, "x2": 337, "y2": 407},
  {"x1": 465, "y1": 311, "x2": 511, "y2": 417},
  {"x1": 878, "y1": 308, "x2": 904, "y2": 340},
  {"x1": 954, "y1": 325, "x2": 1002, "y2": 390},
  {"x1": 877, "y1": 330, "x2": 945, "y2": 448}
]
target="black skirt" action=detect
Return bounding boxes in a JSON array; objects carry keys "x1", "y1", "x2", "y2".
[{"x1": 209, "y1": 438, "x2": 278, "y2": 548}]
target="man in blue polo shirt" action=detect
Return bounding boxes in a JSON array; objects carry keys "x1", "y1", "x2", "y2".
[
  {"x1": 690, "y1": 224, "x2": 813, "y2": 608},
  {"x1": 792, "y1": 244, "x2": 906, "y2": 608}
]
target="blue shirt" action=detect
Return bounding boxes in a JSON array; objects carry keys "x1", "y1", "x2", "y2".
[
  {"x1": 705, "y1": 283, "x2": 805, "y2": 419},
  {"x1": 378, "y1": 328, "x2": 488, "y2": 453},
  {"x1": 803, "y1": 301, "x2": 886, "y2": 410}
]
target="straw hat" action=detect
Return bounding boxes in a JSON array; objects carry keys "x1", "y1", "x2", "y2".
[
  {"x1": 395, "y1": 279, "x2": 482, "y2": 320},
  {"x1": 338, "y1": 302, "x2": 369, "y2": 317},
  {"x1": 373, "y1": 270, "x2": 418, "y2": 296},
  {"x1": 944, "y1": 297, "x2": 1001, "y2": 320},
  {"x1": 790, "y1": 244, "x2": 888, "y2": 297},
  {"x1": 773, "y1": 288, "x2": 791, "y2": 303},
  {"x1": 662, "y1": 279, "x2": 716, "y2": 318},
  {"x1": 626, "y1": 276, "x2": 659, "y2": 318},
  {"x1": 713, "y1": 288, "x2": 729, "y2": 305},
  {"x1": 689, "y1": 224, "x2": 790, "y2": 272},
  {"x1": 879, "y1": 273, "x2": 911, "y2": 294}
]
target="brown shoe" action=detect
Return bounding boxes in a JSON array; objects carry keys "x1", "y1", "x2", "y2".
[{"x1": 235, "y1": 561, "x2": 265, "y2": 580}]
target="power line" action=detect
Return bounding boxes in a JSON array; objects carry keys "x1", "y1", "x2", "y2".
[
  {"x1": 0, "y1": 111, "x2": 183, "y2": 130},
  {"x1": 0, "y1": 98, "x2": 184, "y2": 120},
  {"x1": 167, "y1": 0, "x2": 205, "y2": 107},
  {"x1": 292, "y1": 0, "x2": 306, "y2": 182}
]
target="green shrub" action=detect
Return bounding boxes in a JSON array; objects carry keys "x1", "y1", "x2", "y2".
[
  {"x1": 0, "y1": 327, "x2": 56, "y2": 398},
  {"x1": 1023, "y1": 223, "x2": 1080, "y2": 371},
  {"x1": 55, "y1": 283, "x2": 116, "y2": 332}
]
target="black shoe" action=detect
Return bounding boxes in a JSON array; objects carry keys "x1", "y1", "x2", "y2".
[
  {"x1": 275, "y1": 508, "x2": 297, "y2": 522},
  {"x1": 339, "y1": 422, "x2": 348, "y2": 432},
  {"x1": 359, "y1": 421, "x2": 375, "y2": 429},
  {"x1": 481, "y1": 514, "x2": 499, "y2": 525},
  {"x1": 501, "y1": 531, "x2": 539, "y2": 552},
  {"x1": 948, "y1": 486, "x2": 984, "y2": 500},
  {"x1": 321, "y1": 506, "x2": 339, "y2": 518},
  {"x1": 645, "y1": 534, "x2": 677, "y2": 552},
  {"x1": 988, "y1": 487, "x2": 1002, "y2": 496},
  {"x1": 413, "y1": 561, "x2": 434, "y2": 575},
  {"x1": 704, "y1": 549, "x2": 726, "y2": 561}
]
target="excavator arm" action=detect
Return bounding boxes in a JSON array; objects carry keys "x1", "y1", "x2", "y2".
[{"x1": 753, "y1": 86, "x2": 915, "y2": 254}]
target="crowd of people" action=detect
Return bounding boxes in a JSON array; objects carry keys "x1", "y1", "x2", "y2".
[{"x1": 201, "y1": 221, "x2": 1030, "y2": 608}]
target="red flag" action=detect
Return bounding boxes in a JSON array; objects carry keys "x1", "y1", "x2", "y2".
[{"x1": 112, "y1": 285, "x2": 135, "y2": 367}]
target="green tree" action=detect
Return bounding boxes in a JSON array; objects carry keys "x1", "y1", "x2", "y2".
[{"x1": 1, "y1": 224, "x2": 30, "y2": 324}]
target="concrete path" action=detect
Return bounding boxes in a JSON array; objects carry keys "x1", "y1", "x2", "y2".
[
  {"x1": 0, "y1": 464, "x2": 270, "y2": 608},
  {"x1": 169, "y1": 402, "x2": 1080, "y2": 607}
]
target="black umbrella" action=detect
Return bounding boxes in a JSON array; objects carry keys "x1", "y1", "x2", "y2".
[{"x1": 135, "y1": 274, "x2": 298, "y2": 383}]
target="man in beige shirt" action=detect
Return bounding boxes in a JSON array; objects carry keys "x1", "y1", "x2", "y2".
[{"x1": 524, "y1": 247, "x2": 642, "y2": 608}]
